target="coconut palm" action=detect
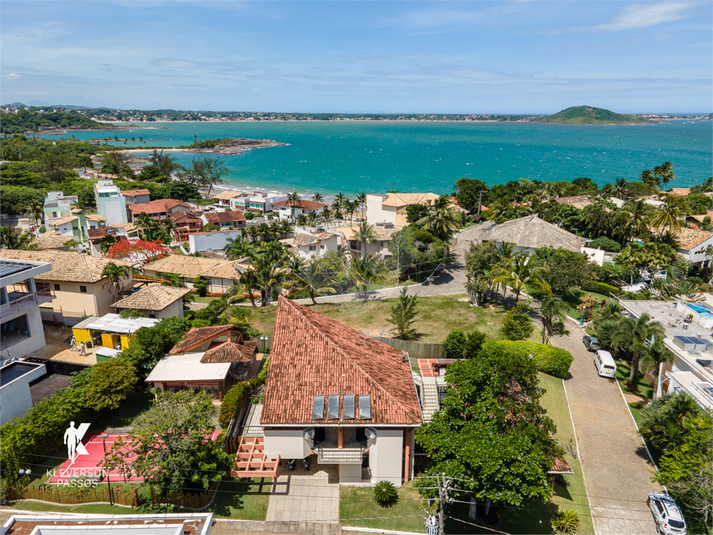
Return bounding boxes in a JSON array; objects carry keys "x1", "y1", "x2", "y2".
[
  {"x1": 163, "y1": 217, "x2": 177, "y2": 244},
  {"x1": 611, "y1": 312, "x2": 666, "y2": 387},
  {"x1": 22, "y1": 199, "x2": 44, "y2": 234},
  {"x1": 312, "y1": 192, "x2": 324, "y2": 203},
  {"x1": 416, "y1": 196, "x2": 460, "y2": 243},
  {"x1": 492, "y1": 254, "x2": 551, "y2": 304},
  {"x1": 224, "y1": 236, "x2": 251, "y2": 260},
  {"x1": 101, "y1": 262, "x2": 130, "y2": 302},
  {"x1": 288, "y1": 259, "x2": 337, "y2": 304},
  {"x1": 251, "y1": 241, "x2": 288, "y2": 306},
  {"x1": 613, "y1": 178, "x2": 628, "y2": 199},
  {"x1": 592, "y1": 299, "x2": 623, "y2": 323},
  {"x1": 333, "y1": 193, "x2": 346, "y2": 214},
  {"x1": 0, "y1": 226, "x2": 33, "y2": 250},
  {"x1": 306, "y1": 211, "x2": 318, "y2": 229},
  {"x1": 649, "y1": 201, "x2": 684, "y2": 236},
  {"x1": 135, "y1": 212, "x2": 156, "y2": 239},
  {"x1": 237, "y1": 270, "x2": 260, "y2": 307},
  {"x1": 347, "y1": 254, "x2": 391, "y2": 297},
  {"x1": 539, "y1": 296, "x2": 569, "y2": 344},
  {"x1": 286, "y1": 191, "x2": 301, "y2": 221},
  {"x1": 296, "y1": 214, "x2": 308, "y2": 227},
  {"x1": 654, "y1": 161, "x2": 675, "y2": 187},
  {"x1": 619, "y1": 200, "x2": 651, "y2": 240},
  {"x1": 356, "y1": 192, "x2": 367, "y2": 221},
  {"x1": 354, "y1": 221, "x2": 378, "y2": 256}
]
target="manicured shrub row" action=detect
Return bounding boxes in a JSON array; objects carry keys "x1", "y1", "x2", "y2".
[
  {"x1": 580, "y1": 280, "x2": 623, "y2": 297},
  {"x1": 481, "y1": 340, "x2": 573, "y2": 379},
  {"x1": 218, "y1": 358, "x2": 269, "y2": 428}
]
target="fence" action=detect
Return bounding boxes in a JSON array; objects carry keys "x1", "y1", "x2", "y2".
[{"x1": 371, "y1": 336, "x2": 444, "y2": 359}]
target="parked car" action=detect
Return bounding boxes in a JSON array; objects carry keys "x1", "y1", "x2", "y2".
[
  {"x1": 594, "y1": 350, "x2": 617, "y2": 378},
  {"x1": 647, "y1": 492, "x2": 687, "y2": 535},
  {"x1": 582, "y1": 335, "x2": 601, "y2": 351}
]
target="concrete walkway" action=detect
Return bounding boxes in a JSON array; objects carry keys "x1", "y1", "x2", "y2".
[
  {"x1": 549, "y1": 325, "x2": 661, "y2": 535},
  {"x1": 266, "y1": 462, "x2": 340, "y2": 524}
]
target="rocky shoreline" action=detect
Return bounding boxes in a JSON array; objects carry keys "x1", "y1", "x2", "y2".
[{"x1": 183, "y1": 138, "x2": 286, "y2": 155}]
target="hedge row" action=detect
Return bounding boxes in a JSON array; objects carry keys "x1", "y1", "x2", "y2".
[
  {"x1": 218, "y1": 358, "x2": 269, "y2": 428},
  {"x1": 580, "y1": 280, "x2": 623, "y2": 297},
  {"x1": 481, "y1": 340, "x2": 573, "y2": 379}
]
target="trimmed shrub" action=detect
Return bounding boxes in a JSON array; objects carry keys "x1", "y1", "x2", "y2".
[
  {"x1": 501, "y1": 302, "x2": 534, "y2": 341},
  {"x1": 588, "y1": 236, "x2": 621, "y2": 253},
  {"x1": 218, "y1": 360, "x2": 270, "y2": 428},
  {"x1": 551, "y1": 509, "x2": 579, "y2": 534},
  {"x1": 442, "y1": 330, "x2": 467, "y2": 359},
  {"x1": 581, "y1": 280, "x2": 622, "y2": 297},
  {"x1": 480, "y1": 340, "x2": 574, "y2": 379},
  {"x1": 373, "y1": 480, "x2": 398, "y2": 506},
  {"x1": 464, "y1": 331, "x2": 486, "y2": 358}
]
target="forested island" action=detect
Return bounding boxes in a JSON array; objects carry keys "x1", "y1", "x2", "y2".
[{"x1": 538, "y1": 105, "x2": 648, "y2": 125}]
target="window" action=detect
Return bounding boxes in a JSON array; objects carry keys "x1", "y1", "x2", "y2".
[
  {"x1": 312, "y1": 395, "x2": 325, "y2": 420},
  {"x1": 309, "y1": 246, "x2": 316, "y2": 251},
  {"x1": 148, "y1": 314, "x2": 156, "y2": 319},
  {"x1": 327, "y1": 395, "x2": 340, "y2": 420},
  {"x1": 54, "y1": 284, "x2": 61, "y2": 291},
  {"x1": 343, "y1": 395, "x2": 355, "y2": 419},
  {"x1": 358, "y1": 395, "x2": 371, "y2": 419},
  {"x1": 80, "y1": 286, "x2": 87, "y2": 293}
]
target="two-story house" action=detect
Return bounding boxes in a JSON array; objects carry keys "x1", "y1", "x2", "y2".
[
  {"x1": 43, "y1": 191, "x2": 79, "y2": 226},
  {"x1": 130, "y1": 199, "x2": 192, "y2": 223},
  {"x1": 230, "y1": 191, "x2": 287, "y2": 215},
  {"x1": 273, "y1": 199, "x2": 327, "y2": 221},
  {"x1": 94, "y1": 180, "x2": 128, "y2": 226},
  {"x1": 200, "y1": 211, "x2": 247, "y2": 230}
]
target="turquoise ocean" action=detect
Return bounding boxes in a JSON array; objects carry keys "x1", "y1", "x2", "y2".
[{"x1": 46, "y1": 120, "x2": 712, "y2": 196}]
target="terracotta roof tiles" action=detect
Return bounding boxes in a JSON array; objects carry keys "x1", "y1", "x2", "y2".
[
  {"x1": 0, "y1": 250, "x2": 131, "y2": 283},
  {"x1": 112, "y1": 285, "x2": 191, "y2": 311},
  {"x1": 203, "y1": 211, "x2": 247, "y2": 224},
  {"x1": 130, "y1": 199, "x2": 190, "y2": 215},
  {"x1": 273, "y1": 199, "x2": 328, "y2": 211},
  {"x1": 170, "y1": 325, "x2": 235, "y2": 354},
  {"x1": 121, "y1": 189, "x2": 151, "y2": 197},
  {"x1": 200, "y1": 339, "x2": 258, "y2": 363}
]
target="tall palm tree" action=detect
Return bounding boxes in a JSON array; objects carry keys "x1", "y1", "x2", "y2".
[
  {"x1": 654, "y1": 161, "x2": 675, "y2": 187},
  {"x1": 356, "y1": 193, "x2": 367, "y2": 221},
  {"x1": 539, "y1": 296, "x2": 569, "y2": 344},
  {"x1": 611, "y1": 312, "x2": 666, "y2": 387},
  {"x1": 312, "y1": 192, "x2": 324, "y2": 203},
  {"x1": 306, "y1": 211, "x2": 318, "y2": 229},
  {"x1": 286, "y1": 191, "x2": 301, "y2": 222},
  {"x1": 354, "y1": 221, "x2": 378, "y2": 257},
  {"x1": 344, "y1": 199, "x2": 358, "y2": 225},
  {"x1": 620, "y1": 200, "x2": 651, "y2": 240},
  {"x1": 22, "y1": 199, "x2": 44, "y2": 235},
  {"x1": 288, "y1": 259, "x2": 336, "y2": 304},
  {"x1": 224, "y1": 236, "x2": 250, "y2": 260},
  {"x1": 237, "y1": 270, "x2": 259, "y2": 307},
  {"x1": 333, "y1": 193, "x2": 346, "y2": 215},
  {"x1": 613, "y1": 178, "x2": 628, "y2": 199},
  {"x1": 135, "y1": 212, "x2": 156, "y2": 239},
  {"x1": 416, "y1": 196, "x2": 460, "y2": 243},
  {"x1": 492, "y1": 254, "x2": 551, "y2": 304},
  {"x1": 163, "y1": 217, "x2": 177, "y2": 244},
  {"x1": 347, "y1": 255, "x2": 390, "y2": 297},
  {"x1": 101, "y1": 262, "x2": 130, "y2": 302},
  {"x1": 649, "y1": 201, "x2": 684, "y2": 236}
]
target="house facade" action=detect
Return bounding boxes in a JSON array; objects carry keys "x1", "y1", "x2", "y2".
[
  {"x1": 94, "y1": 180, "x2": 128, "y2": 226},
  {"x1": 273, "y1": 199, "x2": 327, "y2": 221},
  {"x1": 170, "y1": 210, "x2": 204, "y2": 241},
  {"x1": 112, "y1": 284, "x2": 191, "y2": 319},
  {"x1": 43, "y1": 191, "x2": 79, "y2": 226},
  {"x1": 230, "y1": 191, "x2": 288, "y2": 214},
  {"x1": 0, "y1": 258, "x2": 54, "y2": 359},
  {"x1": 212, "y1": 190, "x2": 244, "y2": 209},
  {"x1": 200, "y1": 211, "x2": 247, "y2": 230},
  {"x1": 366, "y1": 192, "x2": 440, "y2": 228},
  {"x1": 48, "y1": 210, "x2": 89, "y2": 244},
  {"x1": 143, "y1": 255, "x2": 239, "y2": 293},
  {"x1": 283, "y1": 230, "x2": 340, "y2": 260},
  {"x1": 250, "y1": 297, "x2": 422, "y2": 486},
  {"x1": 673, "y1": 227, "x2": 713, "y2": 266},
  {"x1": 333, "y1": 226, "x2": 395, "y2": 260}
]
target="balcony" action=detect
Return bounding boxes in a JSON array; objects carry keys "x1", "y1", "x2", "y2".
[
  {"x1": 315, "y1": 428, "x2": 366, "y2": 465},
  {"x1": 0, "y1": 288, "x2": 55, "y2": 316}
]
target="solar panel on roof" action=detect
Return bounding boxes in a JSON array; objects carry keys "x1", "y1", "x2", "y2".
[
  {"x1": 359, "y1": 395, "x2": 371, "y2": 419},
  {"x1": 327, "y1": 395, "x2": 340, "y2": 420},
  {"x1": 0, "y1": 261, "x2": 33, "y2": 279},
  {"x1": 312, "y1": 396, "x2": 325, "y2": 420},
  {"x1": 343, "y1": 395, "x2": 355, "y2": 419}
]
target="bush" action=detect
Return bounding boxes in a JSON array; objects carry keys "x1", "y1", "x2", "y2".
[
  {"x1": 218, "y1": 364, "x2": 270, "y2": 428},
  {"x1": 480, "y1": 340, "x2": 574, "y2": 379},
  {"x1": 551, "y1": 509, "x2": 579, "y2": 534},
  {"x1": 464, "y1": 331, "x2": 486, "y2": 358},
  {"x1": 501, "y1": 302, "x2": 534, "y2": 341},
  {"x1": 373, "y1": 480, "x2": 398, "y2": 506},
  {"x1": 442, "y1": 330, "x2": 467, "y2": 359},
  {"x1": 588, "y1": 236, "x2": 621, "y2": 252},
  {"x1": 581, "y1": 280, "x2": 622, "y2": 297}
]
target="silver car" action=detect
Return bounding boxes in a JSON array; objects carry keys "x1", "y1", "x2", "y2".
[{"x1": 647, "y1": 492, "x2": 687, "y2": 535}]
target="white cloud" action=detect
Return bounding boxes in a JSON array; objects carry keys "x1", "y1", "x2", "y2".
[{"x1": 595, "y1": 2, "x2": 699, "y2": 32}]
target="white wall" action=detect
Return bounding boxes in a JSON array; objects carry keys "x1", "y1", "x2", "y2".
[
  {"x1": 0, "y1": 362, "x2": 46, "y2": 425},
  {"x1": 188, "y1": 229, "x2": 242, "y2": 254},
  {"x1": 366, "y1": 194, "x2": 395, "y2": 226},
  {"x1": 581, "y1": 247, "x2": 606, "y2": 266},
  {"x1": 101, "y1": 197, "x2": 128, "y2": 226},
  {"x1": 368, "y1": 429, "x2": 404, "y2": 487},
  {"x1": 1, "y1": 306, "x2": 47, "y2": 358},
  {"x1": 263, "y1": 429, "x2": 312, "y2": 460},
  {"x1": 680, "y1": 235, "x2": 713, "y2": 265}
]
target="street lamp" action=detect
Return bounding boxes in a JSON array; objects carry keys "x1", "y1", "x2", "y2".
[
  {"x1": 580, "y1": 306, "x2": 587, "y2": 326},
  {"x1": 100, "y1": 433, "x2": 113, "y2": 506}
]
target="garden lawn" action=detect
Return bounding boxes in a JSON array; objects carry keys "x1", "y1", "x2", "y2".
[
  {"x1": 562, "y1": 290, "x2": 609, "y2": 320},
  {"x1": 248, "y1": 294, "x2": 541, "y2": 344},
  {"x1": 193, "y1": 296, "x2": 220, "y2": 304},
  {"x1": 339, "y1": 481, "x2": 434, "y2": 531}
]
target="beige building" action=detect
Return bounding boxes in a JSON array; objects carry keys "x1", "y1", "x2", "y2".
[
  {"x1": 112, "y1": 284, "x2": 192, "y2": 319},
  {"x1": 366, "y1": 192, "x2": 441, "y2": 228},
  {"x1": 143, "y1": 255, "x2": 239, "y2": 293},
  {"x1": 333, "y1": 226, "x2": 396, "y2": 259},
  {"x1": 0, "y1": 250, "x2": 133, "y2": 325}
]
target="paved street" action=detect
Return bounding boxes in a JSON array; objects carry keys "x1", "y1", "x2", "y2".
[{"x1": 550, "y1": 325, "x2": 661, "y2": 535}]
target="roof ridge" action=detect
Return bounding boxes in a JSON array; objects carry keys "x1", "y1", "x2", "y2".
[{"x1": 279, "y1": 297, "x2": 421, "y2": 423}]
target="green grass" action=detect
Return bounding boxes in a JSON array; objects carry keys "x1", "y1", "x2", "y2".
[
  {"x1": 614, "y1": 360, "x2": 654, "y2": 400},
  {"x1": 562, "y1": 290, "x2": 609, "y2": 320},
  {"x1": 193, "y1": 296, "x2": 221, "y2": 303},
  {"x1": 340, "y1": 481, "x2": 434, "y2": 531},
  {"x1": 248, "y1": 294, "x2": 541, "y2": 344},
  {"x1": 210, "y1": 478, "x2": 270, "y2": 520}
]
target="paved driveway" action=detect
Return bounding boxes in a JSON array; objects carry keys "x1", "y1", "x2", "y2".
[
  {"x1": 551, "y1": 326, "x2": 662, "y2": 535},
  {"x1": 266, "y1": 462, "x2": 339, "y2": 524}
]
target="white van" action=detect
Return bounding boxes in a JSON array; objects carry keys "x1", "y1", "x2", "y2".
[{"x1": 594, "y1": 350, "x2": 617, "y2": 378}]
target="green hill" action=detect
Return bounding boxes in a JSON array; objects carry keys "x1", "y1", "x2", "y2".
[
  {"x1": 539, "y1": 106, "x2": 648, "y2": 125},
  {"x1": 0, "y1": 108, "x2": 109, "y2": 134}
]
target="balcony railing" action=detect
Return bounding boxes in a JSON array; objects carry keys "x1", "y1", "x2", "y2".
[
  {"x1": 0, "y1": 290, "x2": 55, "y2": 316},
  {"x1": 315, "y1": 439, "x2": 366, "y2": 464}
]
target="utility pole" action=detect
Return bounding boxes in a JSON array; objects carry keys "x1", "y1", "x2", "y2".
[{"x1": 435, "y1": 473, "x2": 450, "y2": 534}]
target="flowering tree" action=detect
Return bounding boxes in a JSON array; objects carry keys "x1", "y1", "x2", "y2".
[{"x1": 106, "y1": 239, "x2": 170, "y2": 263}]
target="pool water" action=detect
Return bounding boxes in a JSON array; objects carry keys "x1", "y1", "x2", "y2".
[
  {"x1": 687, "y1": 303, "x2": 713, "y2": 318},
  {"x1": 0, "y1": 363, "x2": 39, "y2": 386}
]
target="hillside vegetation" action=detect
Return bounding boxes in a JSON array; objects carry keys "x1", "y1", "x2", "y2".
[
  {"x1": 0, "y1": 108, "x2": 110, "y2": 134},
  {"x1": 540, "y1": 105, "x2": 648, "y2": 124}
]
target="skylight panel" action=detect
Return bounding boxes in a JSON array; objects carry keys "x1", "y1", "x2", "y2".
[
  {"x1": 327, "y1": 395, "x2": 340, "y2": 420},
  {"x1": 343, "y1": 395, "x2": 355, "y2": 419},
  {"x1": 358, "y1": 395, "x2": 371, "y2": 420},
  {"x1": 312, "y1": 395, "x2": 325, "y2": 420}
]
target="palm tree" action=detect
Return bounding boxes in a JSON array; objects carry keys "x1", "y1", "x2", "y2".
[
  {"x1": 356, "y1": 192, "x2": 367, "y2": 221},
  {"x1": 286, "y1": 191, "x2": 301, "y2": 222},
  {"x1": 22, "y1": 199, "x2": 44, "y2": 235},
  {"x1": 354, "y1": 221, "x2": 378, "y2": 257},
  {"x1": 592, "y1": 299, "x2": 623, "y2": 323},
  {"x1": 613, "y1": 178, "x2": 628, "y2": 199},
  {"x1": 619, "y1": 200, "x2": 651, "y2": 240},
  {"x1": 347, "y1": 255, "x2": 390, "y2": 297},
  {"x1": 0, "y1": 226, "x2": 33, "y2": 250},
  {"x1": 649, "y1": 201, "x2": 684, "y2": 236},
  {"x1": 312, "y1": 192, "x2": 324, "y2": 203},
  {"x1": 296, "y1": 214, "x2": 308, "y2": 227},
  {"x1": 306, "y1": 211, "x2": 318, "y2": 229},
  {"x1": 224, "y1": 236, "x2": 250, "y2": 260},
  {"x1": 135, "y1": 212, "x2": 156, "y2": 238},
  {"x1": 654, "y1": 162, "x2": 675, "y2": 187},
  {"x1": 101, "y1": 262, "x2": 130, "y2": 302},
  {"x1": 251, "y1": 241, "x2": 288, "y2": 306},
  {"x1": 163, "y1": 217, "x2": 177, "y2": 244},
  {"x1": 539, "y1": 296, "x2": 569, "y2": 344},
  {"x1": 492, "y1": 254, "x2": 551, "y2": 304},
  {"x1": 333, "y1": 193, "x2": 346, "y2": 215},
  {"x1": 288, "y1": 259, "x2": 336, "y2": 304},
  {"x1": 237, "y1": 270, "x2": 259, "y2": 307},
  {"x1": 611, "y1": 312, "x2": 666, "y2": 387},
  {"x1": 416, "y1": 196, "x2": 460, "y2": 243}
]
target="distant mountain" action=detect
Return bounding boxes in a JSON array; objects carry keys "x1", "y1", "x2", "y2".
[
  {"x1": 540, "y1": 106, "x2": 648, "y2": 124},
  {"x1": 3, "y1": 102, "x2": 27, "y2": 108}
]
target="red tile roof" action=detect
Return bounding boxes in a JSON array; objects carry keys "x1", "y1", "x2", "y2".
[
  {"x1": 122, "y1": 189, "x2": 151, "y2": 197},
  {"x1": 261, "y1": 297, "x2": 422, "y2": 426},
  {"x1": 170, "y1": 325, "x2": 234, "y2": 354},
  {"x1": 130, "y1": 199, "x2": 191, "y2": 215},
  {"x1": 200, "y1": 339, "x2": 258, "y2": 363},
  {"x1": 203, "y1": 211, "x2": 247, "y2": 224},
  {"x1": 87, "y1": 227, "x2": 110, "y2": 241},
  {"x1": 272, "y1": 199, "x2": 327, "y2": 211}
]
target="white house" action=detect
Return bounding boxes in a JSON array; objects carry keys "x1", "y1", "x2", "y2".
[
  {"x1": 673, "y1": 227, "x2": 713, "y2": 266},
  {"x1": 283, "y1": 230, "x2": 340, "y2": 260},
  {"x1": 273, "y1": 199, "x2": 327, "y2": 221},
  {"x1": 366, "y1": 192, "x2": 440, "y2": 228},
  {"x1": 188, "y1": 228, "x2": 243, "y2": 254},
  {"x1": 112, "y1": 284, "x2": 191, "y2": 319},
  {"x1": 43, "y1": 191, "x2": 79, "y2": 226},
  {"x1": 235, "y1": 297, "x2": 422, "y2": 486},
  {"x1": 0, "y1": 361, "x2": 48, "y2": 425},
  {"x1": 212, "y1": 190, "x2": 244, "y2": 209},
  {"x1": 230, "y1": 191, "x2": 288, "y2": 215}
]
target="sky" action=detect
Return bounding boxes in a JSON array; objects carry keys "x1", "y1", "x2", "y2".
[{"x1": 1, "y1": 0, "x2": 711, "y2": 114}]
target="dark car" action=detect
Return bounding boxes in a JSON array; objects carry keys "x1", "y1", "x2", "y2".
[
  {"x1": 647, "y1": 493, "x2": 687, "y2": 535},
  {"x1": 582, "y1": 335, "x2": 601, "y2": 351}
]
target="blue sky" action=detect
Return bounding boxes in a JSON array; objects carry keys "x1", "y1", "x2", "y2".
[{"x1": 1, "y1": 1, "x2": 711, "y2": 113}]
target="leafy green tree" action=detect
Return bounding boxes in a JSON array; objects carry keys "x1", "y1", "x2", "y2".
[
  {"x1": 588, "y1": 236, "x2": 621, "y2": 252},
  {"x1": 193, "y1": 275, "x2": 208, "y2": 297},
  {"x1": 101, "y1": 262, "x2": 130, "y2": 302},
  {"x1": 416, "y1": 348, "x2": 557, "y2": 516},
  {"x1": 387, "y1": 288, "x2": 419, "y2": 340},
  {"x1": 78, "y1": 358, "x2": 138, "y2": 412},
  {"x1": 532, "y1": 247, "x2": 593, "y2": 298},
  {"x1": 0, "y1": 186, "x2": 46, "y2": 215},
  {"x1": 119, "y1": 309, "x2": 145, "y2": 319},
  {"x1": 108, "y1": 390, "x2": 232, "y2": 496},
  {"x1": 611, "y1": 312, "x2": 665, "y2": 387},
  {"x1": 405, "y1": 203, "x2": 430, "y2": 224},
  {"x1": 0, "y1": 226, "x2": 34, "y2": 250},
  {"x1": 464, "y1": 331, "x2": 486, "y2": 358},
  {"x1": 416, "y1": 195, "x2": 460, "y2": 243},
  {"x1": 502, "y1": 302, "x2": 535, "y2": 341},
  {"x1": 453, "y1": 177, "x2": 488, "y2": 213},
  {"x1": 121, "y1": 317, "x2": 191, "y2": 376},
  {"x1": 442, "y1": 330, "x2": 467, "y2": 359}
]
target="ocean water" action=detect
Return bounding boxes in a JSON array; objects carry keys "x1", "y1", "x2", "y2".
[{"x1": 46, "y1": 120, "x2": 712, "y2": 196}]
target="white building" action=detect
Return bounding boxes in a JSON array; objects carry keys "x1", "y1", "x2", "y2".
[
  {"x1": 236, "y1": 297, "x2": 422, "y2": 486},
  {"x1": 94, "y1": 180, "x2": 128, "y2": 226},
  {"x1": 332, "y1": 226, "x2": 396, "y2": 260},
  {"x1": 366, "y1": 192, "x2": 440, "y2": 228},
  {"x1": 0, "y1": 361, "x2": 47, "y2": 425},
  {"x1": 273, "y1": 199, "x2": 327, "y2": 221},
  {"x1": 672, "y1": 227, "x2": 713, "y2": 267},
  {"x1": 230, "y1": 191, "x2": 288, "y2": 215},
  {"x1": 282, "y1": 230, "x2": 340, "y2": 260},
  {"x1": 0, "y1": 258, "x2": 54, "y2": 360},
  {"x1": 43, "y1": 191, "x2": 79, "y2": 226},
  {"x1": 188, "y1": 229, "x2": 243, "y2": 254}
]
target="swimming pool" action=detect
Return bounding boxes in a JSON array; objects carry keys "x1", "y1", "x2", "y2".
[{"x1": 687, "y1": 303, "x2": 713, "y2": 318}]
